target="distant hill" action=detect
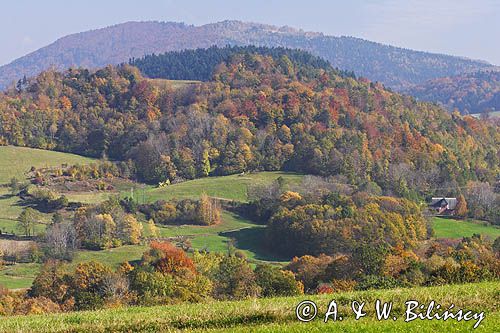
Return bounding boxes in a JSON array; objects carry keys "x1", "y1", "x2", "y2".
[
  {"x1": 0, "y1": 20, "x2": 493, "y2": 90},
  {"x1": 406, "y1": 70, "x2": 500, "y2": 115}
]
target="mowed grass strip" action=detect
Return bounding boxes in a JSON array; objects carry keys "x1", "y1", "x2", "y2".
[
  {"x1": 432, "y1": 217, "x2": 500, "y2": 239},
  {"x1": 0, "y1": 282, "x2": 496, "y2": 332}
]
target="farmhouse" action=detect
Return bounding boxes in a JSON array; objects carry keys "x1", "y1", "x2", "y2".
[{"x1": 429, "y1": 197, "x2": 457, "y2": 216}]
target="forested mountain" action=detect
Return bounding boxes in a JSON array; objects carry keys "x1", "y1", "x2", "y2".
[
  {"x1": 1, "y1": 48, "x2": 498, "y2": 201},
  {"x1": 0, "y1": 20, "x2": 493, "y2": 91},
  {"x1": 406, "y1": 70, "x2": 500, "y2": 115}
]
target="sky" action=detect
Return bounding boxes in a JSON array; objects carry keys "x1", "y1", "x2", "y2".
[{"x1": 1, "y1": 0, "x2": 499, "y2": 66}]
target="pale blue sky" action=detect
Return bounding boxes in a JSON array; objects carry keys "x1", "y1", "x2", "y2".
[{"x1": 1, "y1": 0, "x2": 499, "y2": 66}]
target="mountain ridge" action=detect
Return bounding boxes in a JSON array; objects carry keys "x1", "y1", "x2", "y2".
[
  {"x1": 0, "y1": 20, "x2": 494, "y2": 90},
  {"x1": 406, "y1": 69, "x2": 500, "y2": 114}
]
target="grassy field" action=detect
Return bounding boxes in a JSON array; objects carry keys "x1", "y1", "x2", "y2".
[
  {"x1": 432, "y1": 217, "x2": 500, "y2": 239},
  {"x1": 0, "y1": 281, "x2": 496, "y2": 332},
  {"x1": 71, "y1": 245, "x2": 148, "y2": 269},
  {"x1": 65, "y1": 171, "x2": 303, "y2": 205},
  {"x1": 142, "y1": 172, "x2": 303, "y2": 203},
  {"x1": 157, "y1": 211, "x2": 257, "y2": 237},
  {"x1": 0, "y1": 146, "x2": 94, "y2": 235},
  {"x1": 0, "y1": 146, "x2": 94, "y2": 289},
  {"x1": 0, "y1": 146, "x2": 94, "y2": 184},
  {"x1": 0, "y1": 263, "x2": 41, "y2": 289},
  {"x1": 154, "y1": 211, "x2": 288, "y2": 263}
]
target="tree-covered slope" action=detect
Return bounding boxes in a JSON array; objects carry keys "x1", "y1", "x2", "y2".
[
  {"x1": 1, "y1": 48, "x2": 498, "y2": 200},
  {"x1": 0, "y1": 20, "x2": 493, "y2": 90},
  {"x1": 406, "y1": 70, "x2": 500, "y2": 115}
]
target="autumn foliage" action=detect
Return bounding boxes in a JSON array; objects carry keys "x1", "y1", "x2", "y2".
[{"x1": 145, "y1": 241, "x2": 196, "y2": 275}]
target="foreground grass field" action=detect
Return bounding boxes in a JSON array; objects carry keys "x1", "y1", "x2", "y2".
[
  {"x1": 0, "y1": 281, "x2": 496, "y2": 332},
  {"x1": 432, "y1": 217, "x2": 500, "y2": 239}
]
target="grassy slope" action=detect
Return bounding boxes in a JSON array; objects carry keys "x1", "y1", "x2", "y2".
[
  {"x1": 142, "y1": 171, "x2": 303, "y2": 203},
  {"x1": 432, "y1": 217, "x2": 500, "y2": 239},
  {"x1": 71, "y1": 245, "x2": 148, "y2": 269},
  {"x1": 0, "y1": 263, "x2": 41, "y2": 290},
  {"x1": 0, "y1": 146, "x2": 94, "y2": 233},
  {"x1": 65, "y1": 171, "x2": 303, "y2": 205},
  {"x1": 0, "y1": 282, "x2": 496, "y2": 332},
  {"x1": 0, "y1": 246, "x2": 149, "y2": 290},
  {"x1": 0, "y1": 146, "x2": 94, "y2": 184}
]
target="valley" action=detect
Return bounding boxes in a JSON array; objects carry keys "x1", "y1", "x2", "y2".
[{"x1": 0, "y1": 28, "x2": 497, "y2": 331}]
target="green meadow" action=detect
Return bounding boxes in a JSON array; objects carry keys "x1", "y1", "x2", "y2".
[
  {"x1": 0, "y1": 146, "x2": 94, "y2": 184},
  {"x1": 0, "y1": 281, "x2": 496, "y2": 332},
  {"x1": 0, "y1": 146, "x2": 94, "y2": 235},
  {"x1": 432, "y1": 217, "x2": 500, "y2": 239}
]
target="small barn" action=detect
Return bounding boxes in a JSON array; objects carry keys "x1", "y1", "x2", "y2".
[{"x1": 429, "y1": 197, "x2": 457, "y2": 216}]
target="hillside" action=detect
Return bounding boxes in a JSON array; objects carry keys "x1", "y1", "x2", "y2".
[
  {"x1": 1, "y1": 48, "x2": 498, "y2": 200},
  {"x1": 0, "y1": 47, "x2": 498, "y2": 294},
  {"x1": 407, "y1": 70, "x2": 500, "y2": 114},
  {"x1": 0, "y1": 282, "x2": 496, "y2": 332},
  {"x1": 0, "y1": 20, "x2": 493, "y2": 90},
  {"x1": 0, "y1": 146, "x2": 94, "y2": 184},
  {"x1": 0, "y1": 146, "x2": 93, "y2": 225}
]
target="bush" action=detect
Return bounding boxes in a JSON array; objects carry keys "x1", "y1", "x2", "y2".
[
  {"x1": 254, "y1": 264, "x2": 303, "y2": 297},
  {"x1": 356, "y1": 275, "x2": 403, "y2": 290},
  {"x1": 129, "y1": 269, "x2": 175, "y2": 302},
  {"x1": 214, "y1": 255, "x2": 260, "y2": 300}
]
